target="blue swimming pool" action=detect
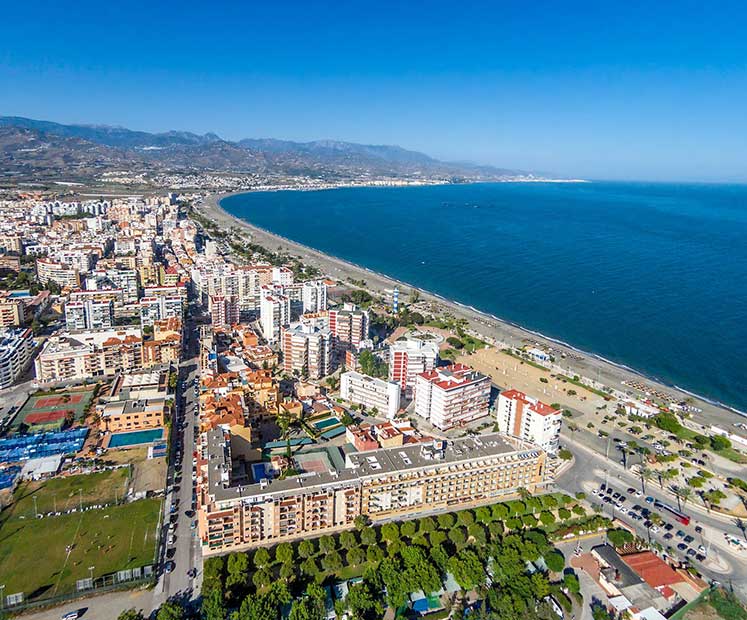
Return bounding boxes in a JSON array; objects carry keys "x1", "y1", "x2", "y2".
[
  {"x1": 313, "y1": 417, "x2": 340, "y2": 431},
  {"x1": 109, "y1": 428, "x2": 164, "y2": 447}
]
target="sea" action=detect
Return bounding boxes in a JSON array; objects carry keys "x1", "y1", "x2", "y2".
[{"x1": 221, "y1": 182, "x2": 747, "y2": 413}]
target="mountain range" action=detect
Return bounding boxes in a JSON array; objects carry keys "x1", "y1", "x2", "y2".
[{"x1": 0, "y1": 116, "x2": 533, "y2": 185}]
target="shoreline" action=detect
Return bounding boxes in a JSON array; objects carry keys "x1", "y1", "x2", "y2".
[{"x1": 199, "y1": 191, "x2": 747, "y2": 434}]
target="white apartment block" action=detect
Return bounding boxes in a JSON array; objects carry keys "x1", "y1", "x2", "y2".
[
  {"x1": 388, "y1": 338, "x2": 439, "y2": 396},
  {"x1": 281, "y1": 320, "x2": 333, "y2": 379},
  {"x1": 0, "y1": 328, "x2": 34, "y2": 389},
  {"x1": 140, "y1": 296, "x2": 183, "y2": 327},
  {"x1": 301, "y1": 280, "x2": 328, "y2": 314},
  {"x1": 341, "y1": 371, "x2": 401, "y2": 419},
  {"x1": 65, "y1": 299, "x2": 115, "y2": 331},
  {"x1": 260, "y1": 291, "x2": 290, "y2": 344},
  {"x1": 36, "y1": 258, "x2": 80, "y2": 289},
  {"x1": 495, "y1": 389, "x2": 562, "y2": 454},
  {"x1": 414, "y1": 364, "x2": 491, "y2": 430},
  {"x1": 35, "y1": 327, "x2": 143, "y2": 384}
]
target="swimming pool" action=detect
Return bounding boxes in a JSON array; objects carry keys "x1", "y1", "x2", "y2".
[
  {"x1": 313, "y1": 417, "x2": 340, "y2": 431},
  {"x1": 108, "y1": 428, "x2": 164, "y2": 447}
]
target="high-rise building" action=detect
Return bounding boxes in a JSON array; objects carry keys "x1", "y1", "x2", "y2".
[
  {"x1": 65, "y1": 299, "x2": 115, "y2": 330},
  {"x1": 301, "y1": 280, "x2": 328, "y2": 313},
  {"x1": 388, "y1": 338, "x2": 439, "y2": 396},
  {"x1": 36, "y1": 258, "x2": 80, "y2": 289},
  {"x1": 340, "y1": 371, "x2": 401, "y2": 418},
  {"x1": 0, "y1": 327, "x2": 34, "y2": 389},
  {"x1": 495, "y1": 389, "x2": 562, "y2": 454},
  {"x1": 329, "y1": 303, "x2": 369, "y2": 351},
  {"x1": 414, "y1": 364, "x2": 491, "y2": 430},
  {"x1": 210, "y1": 294, "x2": 240, "y2": 328},
  {"x1": 281, "y1": 320, "x2": 333, "y2": 379},
  {"x1": 260, "y1": 291, "x2": 290, "y2": 344}
]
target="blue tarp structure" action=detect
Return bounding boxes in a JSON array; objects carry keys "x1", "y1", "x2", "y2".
[
  {"x1": 0, "y1": 428, "x2": 88, "y2": 463},
  {"x1": 320, "y1": 426, "x2": 346, "y2": 440}
]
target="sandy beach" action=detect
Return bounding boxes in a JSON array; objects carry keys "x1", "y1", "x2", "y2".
[{"x1": 199, "y1": 191, "x2": 747, "y2": 439}]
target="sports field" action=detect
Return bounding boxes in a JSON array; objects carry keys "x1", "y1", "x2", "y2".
[
  {"x1": 0, "y1": 498, "x2": 161, "y2": 600},
  {"x1": 14, "y1": 389, "x2": 95, "y2": 432},
  {"x1": 10, "y1": 468, "x2": 130, "y2": 517}
]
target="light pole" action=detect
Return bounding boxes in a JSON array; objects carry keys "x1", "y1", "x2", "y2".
[
  {"x1": 0, "y1": 584, "x2": 5, "y2": 610},
  {"x1": 88, "y1": 565, "x2": 95, "y2": 588},
  {"x1": 33, "y1": 495, "x2": 38, "y2": 518}
]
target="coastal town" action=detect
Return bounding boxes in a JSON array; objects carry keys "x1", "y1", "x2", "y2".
[{"x1": 0, "y1": 188, "x2": 745, "y2": 620}]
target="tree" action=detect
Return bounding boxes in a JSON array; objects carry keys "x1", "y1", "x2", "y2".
[
  {"x1": 345, "y1": 581, "x2": 383, "y2": 620},
  {"x1": 301, "y1": 557, "x2": 319, "y2": 577},
  {"x1": 381, "y1": 522, "x2": 400, "y2": 543},
  {"x1": 118, "y1": 611, "x2": 145, "y2": 620},
  {"x1": 354, "y1": 514, "x2": 370, "y2": 530},
  {"x1": 289, "y1": 583, "x2": 326, "y2": 620},
  {"x1": 438, "y1": 512, "x2": 455, "y2": 529},
  {"x1": 156, "y1": 601, "x2": 185, "y2": 620},
  {"x1": 447, "y1": 549, "x2": 484, "y2": 590},
  {"x1": 276, "y1": 542, "x2": 294, "y2": 564},
  {"x1": 252, "y1": 567, "x2": 273, "y2": 589},
  {"x1": 607, "y1": 528, "x2": 634, "y2": 547},
  {"x1": 539, "y1": 511, "x2": 555, "y2": 526},
  {"x1": 467, "y1": 523, "x2": 487, "y2": 546},
  {"x1": 418, "y1": 516, "x2": 437, "y2": 533},
  {"x1": 544, "y1": 550, "x2": 565, "y2": 573},
  {"x1": 322, "y1": 550, "x2": 343, "y2": 572},
  {"x1": 347, "y1": 546, "x2": 366, "y2": 566},
  {"x1": 360, "y1": 527, "x2": 378, "y2": 546},
  {"x1": 449, "y1": 526, "x2": 467, "y2": 547},
  {"x1": 202, "y1": 586, "x2": 226, "y2": 620},
  {"x1": 253, "y1": 547, "x2": 270, "y2": 569},
  {"x1": 710, "y1": 435, "x2": 732, "y2": 451},
  {"x1": 564, "y1": 571, "x2": 581, "y2": 594},
  {"x1": 558, "y1": 448, "x2": 573, "y2": 461},
  {"x1": 298, "y1": 539, "x2": 315, "y2": 558},
  {"x1": 319, "y1": 534, "x2": 336, "y2": 554},
  {"x1": 457, "y1": 509, "x2": 475, "y2": 527},
  {"x1": 558, "y1": 507, "x2": 571, "y2": 520},
  {"x1": 366, "y1": 544, "x2": 384, "y2": 564},
  {"x1": 226, "y1": 551, "x2": 250, "y2": 599}
]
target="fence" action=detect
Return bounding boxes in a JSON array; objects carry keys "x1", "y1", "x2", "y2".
[{"x1": 1, "y1": 565, "x2": 155, "y2": 614}]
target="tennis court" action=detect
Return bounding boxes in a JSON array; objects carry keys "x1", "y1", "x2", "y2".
[{"x1": 13, "y1": 389, "x2": 94, "y2": 433}]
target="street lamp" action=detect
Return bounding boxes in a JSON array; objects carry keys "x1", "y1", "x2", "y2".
[{"x1": 88, "y1": 565, "x2": 95, "y2": 588}]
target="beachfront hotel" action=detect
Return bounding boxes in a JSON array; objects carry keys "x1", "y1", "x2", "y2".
[
  {"x1": 196, "y1": 430, "x2": 550, "y2": 553},
  {"x1": 495, "y1": 389, "x2": 562, "y2": 454},
  {"x1": 413, "y1": 364, "x2": 491, "y2": 430}
]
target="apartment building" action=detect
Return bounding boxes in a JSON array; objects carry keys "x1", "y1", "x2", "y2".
[
  {"x1": 139, "y1": 295, "x2": 183, "y2": 327},
  {"x1": 36, "y1": 258, "x2": 80, "y2": 289},
  {"x1": 280, "y1": 320, "x2": 333, "y2": 379},
  {"x1": 65, "y1": 299, "x2": 115, "y2": 330},
  {"x1": 35, "y1": 327, "x2": 143, "y2": 383},
  {"x1": 340, "y1": 370, "x2": 401, "y2": 418},
  {"x1": 301, "y1": 280, "x2": 328, "y2": 313},
  {"x1": 329, "y1": 303, "x2": 369, "y2": 351},
  {"x1": 260, "y1": 291, "x2": 290, "y2": 344},
  {"x1": 388, "y1": 338, "x2": 439, "y2": 396},
  {"x1": 0, "y1": 327, "x2": 34, "y2": 389},
  {"x1": 495, "y1": 389, "x2": 562, "y2": 454},
  {"x1": 0, "y1": 297, "x2": 27, "y2": 328},
  {"x1": 210, "y1": 294, "x2": 240, "y2": 329},
  {"x1": 98, "y1": 368, "x2": 167, "y2": 433},
  {"x1": 414, "y1": 364, "x2": 491, "y2": 430},
  {"x1": 197, "y1": 430, "x2": 548, "y2": 553}
]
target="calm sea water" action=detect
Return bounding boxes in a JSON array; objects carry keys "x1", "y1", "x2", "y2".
[{"x1": 222, "y1": 182, "x2": 747, "y2": 412}]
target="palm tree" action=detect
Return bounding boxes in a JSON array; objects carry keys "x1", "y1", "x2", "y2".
[{"x1": 640, "y1": 467, "x2": 656, "y2": 494}]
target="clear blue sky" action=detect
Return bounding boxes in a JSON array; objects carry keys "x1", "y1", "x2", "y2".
[{"x1": 2, "y1": 0, "x2": 746, "y2": 181}]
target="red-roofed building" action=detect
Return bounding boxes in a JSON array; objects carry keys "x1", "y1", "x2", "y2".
[
  {"x1": 414, "y1": 363, "x2": 490, "y2": 430},
  {"x1": 621, "y1": 551, "x2": 683, "y2": 597},
  {"x1": 496, "y1": 389, "x2": 561, "y2": 453}
]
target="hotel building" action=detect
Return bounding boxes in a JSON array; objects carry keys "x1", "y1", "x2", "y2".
[
  {"x1": 340, "y1": 370, "x2": 401, "y2": 418},
  {"x1": 197, "y1": 430, "x2": 549, "y2": 553},
  {"x1": 414, "y1": 364, "x2": 491, "y2": 430},
  {"x1": 388, "y1": 338, "x2": 439, "y2": 396},
  {"x1": 495, "y1": 389, "x2": 562, "y2": 454}
]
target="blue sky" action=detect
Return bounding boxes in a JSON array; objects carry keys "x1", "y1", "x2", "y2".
[{"x1": 1, "y1": 0, "x2": 746, "y2": 181}]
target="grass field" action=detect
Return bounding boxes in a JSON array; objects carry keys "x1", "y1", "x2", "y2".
[
  {"x1": 0, "y1": 498, "x2": 161, "y2": 600},
  {"x1": 9, "y1": 468, "x2": 131, "y2": 517}
]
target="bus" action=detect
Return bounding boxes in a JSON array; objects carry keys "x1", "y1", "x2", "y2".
[{"x1": 654, "y1": 499, "x2": 691, "y2": 526}]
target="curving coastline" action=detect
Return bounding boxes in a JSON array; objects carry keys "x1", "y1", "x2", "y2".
[{"x1": 198, "y1": 191, "x2": 747, "y2": 434}]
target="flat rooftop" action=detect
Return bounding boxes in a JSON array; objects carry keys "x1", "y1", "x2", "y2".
[{"x1": 205, "y1": 430, "x2": 542, "y2": 504}]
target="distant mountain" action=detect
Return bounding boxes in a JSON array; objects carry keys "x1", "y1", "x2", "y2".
[{"x1": 0, "y1": 115, "x2": 534, "y2": 184}]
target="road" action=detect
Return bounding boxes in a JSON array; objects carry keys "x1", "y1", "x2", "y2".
[{"x1": 557, "y1": 435, "x2": 747, "y2": 601}]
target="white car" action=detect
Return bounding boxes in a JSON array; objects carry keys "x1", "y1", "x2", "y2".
[{"x1": 650, "y1": 525, "x2": 660, "y2": 533}]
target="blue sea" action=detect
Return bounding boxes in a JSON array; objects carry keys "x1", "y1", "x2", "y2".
[{"x1": 221, "y1": 182, "x2": 747, "y2": 412}]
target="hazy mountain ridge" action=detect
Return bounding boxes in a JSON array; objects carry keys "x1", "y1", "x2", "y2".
[{"x1": 0, "y1": 115, "x2": 533, "y2": 183}]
